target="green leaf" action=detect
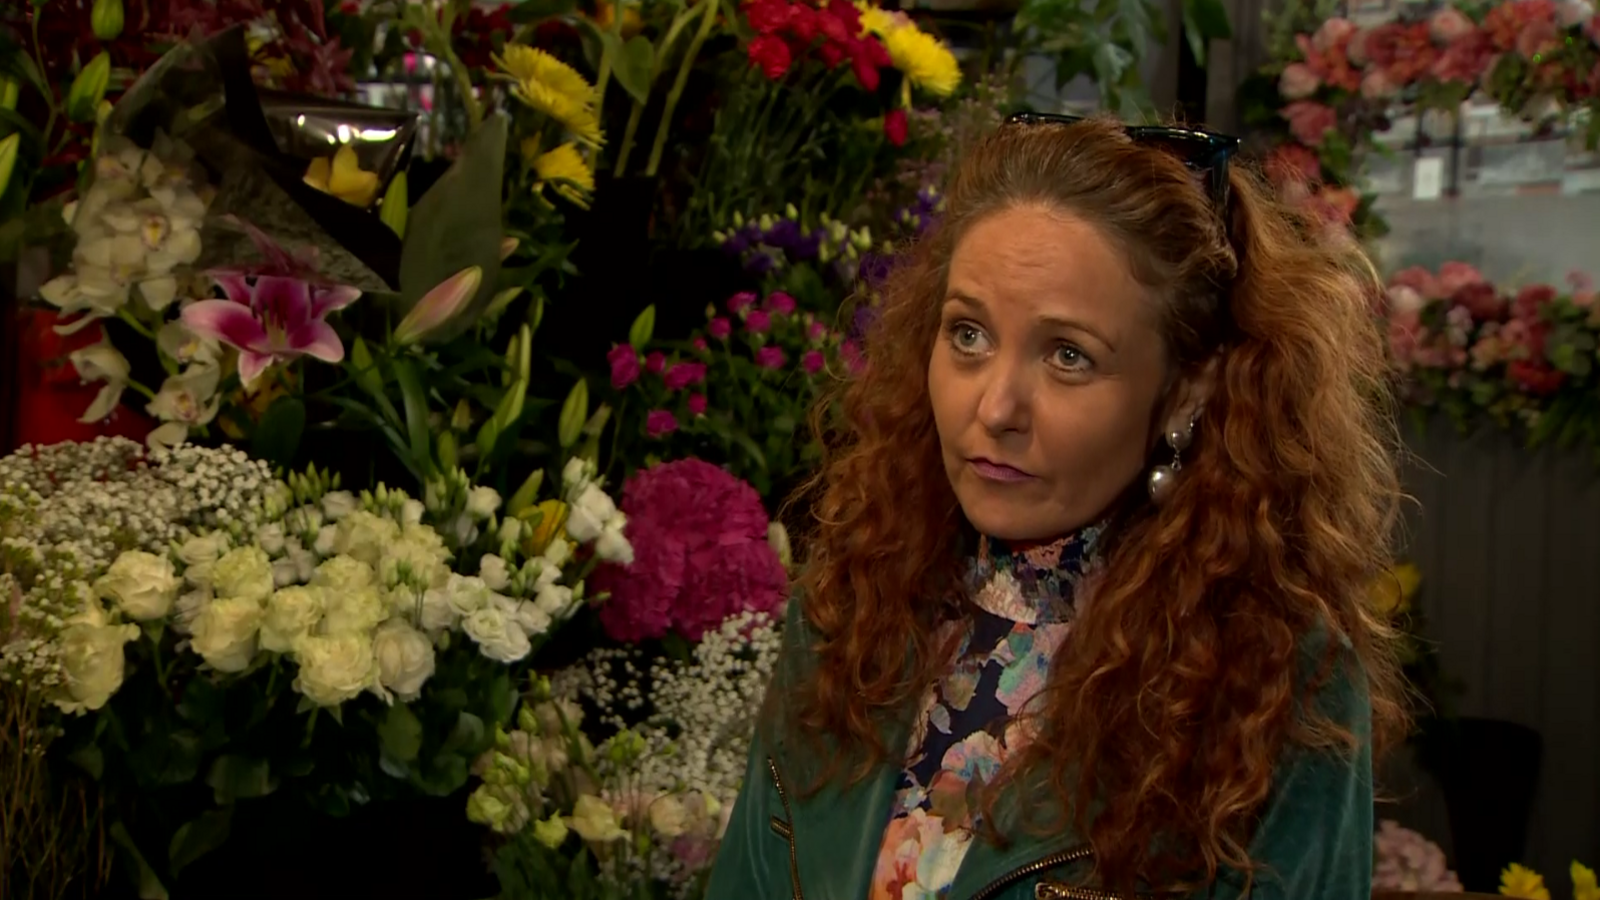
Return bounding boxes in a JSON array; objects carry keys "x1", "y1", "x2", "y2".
[
  {"x1": 250, "y1": 397, "x2": 306, "y2": 469},
  {"x1": 206, "y1": 755, "x2": 277, "y2": 805},
  {"x1": 399, "y1": 116, "x2": 506, "y2": 341},
  {"x1": 508, "y1": 0, "x2": 578, "y2": 24},
  {"x1": 349, "y1": 337, "x2": 401, "y2": 424},
  {"x1": 1184, "y1": 0, "x2": 1232, "y2": 51},
  {"x1": 392, "y1": 358, "x2": 434, "y2": 476},
  {"x1": 628, "y1": 304, "x2": 656, "y2": 349},
  {"x1": 612, "y1": 35, "x2": 656, "y2": 105},
  {"x1": 168, "y1": 806, "x2": 234, "y2": 878},
  {"x1": 378, "y1": 703, "x2": 424, "y2": 764},
  {"x1": 110, "y1": 821, "x2": 169, "y2": 900},
  {"x1": 558, "y1": 378, "x2": 589, "y2": 449}
]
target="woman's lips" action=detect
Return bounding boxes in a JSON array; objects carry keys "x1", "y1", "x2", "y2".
[{"x1": 968, "y1": 457, "x2": 1035, "y2": 483}]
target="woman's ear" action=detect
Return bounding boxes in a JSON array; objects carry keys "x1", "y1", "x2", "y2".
[{"x1": 1163, "y1": 355, "x2": 1220, "y2": 435}]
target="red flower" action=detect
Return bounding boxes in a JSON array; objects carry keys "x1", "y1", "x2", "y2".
[
  {"x1": 744, "y1": 0, "x2": 792, "y2": 34},
  {"x1": 1265, "y1": 142, "x2": 1322, "y2": 186},
  {"x1": 884, "y1": 108, "x2": 908, "y2": 146},
  {"x1": 1451, "y1": 282, "x2": 1506, "y2": 320},
  {"x1": 1483, "y1": 0, "x2": 1557, "y2": 52},
  {"x1": 1431, "y1": 32, "x2": 1496, "y2": 84},
  {"x1": 748, "y1": 34, "x2": 793, "y2": 79},
  {"x1": 608, "y1": 344, "x2": 642, "y2": 389},
  {"x1": 1282, "y1": 101, "x2": 1338, "y2": 147},
  {"x1": 851, "y1": 42, "x2": 884, "y2": 90},
  {"x1": 663, "y1": 361, "x2": 708, "y2": 390},
  {"x1": 1360, "y1": 22, "x2": 1437, "y2": 84},
  {"x1": 788, "y1": 3, "x2": 820, "y2": 42},
  {"x1": 1512, "y1": 284, "x2": 1558, "y2": 322},
  {"x1": 1508, "y1": 359, "x2": 1565, "y2": 394}
]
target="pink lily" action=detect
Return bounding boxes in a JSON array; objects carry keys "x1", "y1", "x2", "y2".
[{"x1": 182, "y1": 274, "x2": 361, "y2": 387}]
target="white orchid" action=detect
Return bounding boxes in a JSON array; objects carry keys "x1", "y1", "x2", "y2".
[
  {"x1": 145, "y1": 364, "x2": 223, "y2": 450},
  {"x1": 156, "y1": 318, "x2": 221, "y2": 367},
  {"x1": 67, "y1": 337, "x2": 131, "y2": 422}
]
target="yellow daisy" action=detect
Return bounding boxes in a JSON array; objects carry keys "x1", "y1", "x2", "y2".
[
  {"x1": 532, "y1": 142, "x2": 596, "y2": 208},
  {"x1": 881, "y1": 25, "x2": 962, "y2": 97},
  {"x1": 494, "y1": 45, "x2": 605, "y2": 147},
  {"x1": 1500, "y1": 863, "x2": 1551, "y2": 900},
  {"x1": 1574, "y1": 862, "x2": 1600, "y2": 900}
]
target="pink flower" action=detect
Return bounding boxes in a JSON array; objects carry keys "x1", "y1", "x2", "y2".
[
  {"x1": 1312, "y1": 17, "x2": 1358, "y2": 53},
  {"x1": 663, "y1": 361, "x2": 707, "y2": 390},
  {"x1": 1512, "y1": 284, "x2": 1558, "y2": 322},
  {"x1": 693, "y1": 337, "x2": 710, "y2": 353},
  {"x1": 1431, "y1": 32, "x2": 1496, "y2": 84},
  {"x1": 1390, "y1": 266, "x2": 1444, "y2": 300},
  {"x1": 1282, "y1": 101, "x2": 1338, "y2": 147},
  {"x1": 1266, "y1": 143, "x2": 1322, "y2": 187},
  {"x1": 745, "y1": 310, "x2": 772, "y2": 333},
  {"x1": 765, "y1": 291, "x2": 797, "y2": 315},
  {"x1": 1373, "y1": 821, "x2": 1463, "y2": 892},
  {"x1": 840, "y1": 339, "x2": 865, "y2": 374},
  {"x1": 646, "y1": 351, "x2": 666, "y2": 374},
  {"x1": 802, "y1": 349, "x2": 825, "y2": 374},
  {"x1": 1388, "y1": 310, "x2": 1423, "y2": 369},
  {"x1": 727, "y1": 291, "x2": 758, "y2": 313},
  {"x1": 1361, "y1": 69, "x2": 1399, "y2": 99},
  {"x1": 687, "y1": 393, "x2": 708, "y2": 416},
  {"x1": 708, "y1": 317, "x2": 733, "y2": 339},
  {"x1": 1429, "y1": 7, "x2": 1476, "y2": 43},
  {"x1": 808, "y1": 321, "x2": 828, "y2": 341},
  {"x1": 1438, "y1": 261, "x2": 1487, "y2": 295},
  {"x1": 1451, "y1": 282, "x2": 1505, "y2": 320},
  {"x1": 609, "y1": 344, "x2": 642, "y2": 389},
  {"x1": 1279, "y1": 62, "x2": 1321, "y2": 99},
  {"x1": 593, "y1": 459, "x2": 787, "y2": 642},
  {"x1": 1516, "y1": 18, "x2": 1561, "y2": 57},
  {"x1": 183, "y1": 275, "x2": 361, "y2": 388},
  {"x1": 645, "y1": 409, "x2": 679, "y2": 438},
  {"x1": 1387, "y1": 284, "x2": 1425, "y2": 315},
  {"x1": 755, "y1": 346, "x2": 786, "y2": 369}
]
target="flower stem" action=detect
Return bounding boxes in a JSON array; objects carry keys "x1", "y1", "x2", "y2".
[
  {"x1": 644, "y1": 0, "x2": 720, "y2": 178},
  {"x1": 429, "y1": 29, "x2": 483, "y2": 132},
  {"x1": 116, "y1": 308, "x2": 154, "y2": 339},
  {"x1": 125, "y1": 379, "x2": 156, "y2": 401},
  {"x1": 611, "y1": 101, "x2": 646, "y2": 177}
]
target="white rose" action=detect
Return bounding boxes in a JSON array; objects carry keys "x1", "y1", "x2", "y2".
[
  {"x1": 442, "y1": 574, "x2": 491, "y2": 617},
  {"x1": 320, "y1": 586, "x2": 385, "y2": 637},
  {"x1": 256, "y1": 523, "x2": 286, "y2": 556},
  {"x1": 594, "y1": 522, "x2": 632, "y2": 565},
  {"x1": 311, "y1": 555, "x2": 374, "y2": 592},
  {"x1": 172, "y1": 587, "x2": 211, "y2": 634},
  {"x1": 286, "y1": 504, "x2": 324, "y2": 537},
  {"x1": 532, "y1": 583, "x2": 572, "y2": 619},
  {"x1": 567, "y1": 794, "x2": 626, "y2": 843},
  {"x1": 563, "y1": 484, "x2": 616, "y2": 543},
  {"x1": 463, "y1": 607, "x2": 531, "y2": 663},
  {"x1": 272, "y1": 540, "x2": 316, "y2": 588},
  {"x1": 418, "y1": 588, "x2": 457, "y2": 633},
  {"x1": 313, "y1": 525, "x2": 339, "y2": 557},
  {"x1": 466, "y1": 486, "x2": 501, "y2": 520},
  {"x1": 334, "y1": 511, "x2": 402, "y2": 567},
  {"x1": 561, "y1": 456, "x2": 592, "y2": 489},
  {"x1": 513, "y1": 600, "x2": 553, "y2": 636},
  {"x1": 649, "y1": 795, "x2": 689, "y2": 838},
  {"x1": 293, "y1": 632, "x2": 378, "y2": 706},
  {"x1": 55, "y1": 621, "x2": 140, "y2": 713},
  {"x1": 401, "y1": 499, "x2": 425, "y2": 526},
  {"x1": 541, "y1": 535, "x2": 573, "y2": 568},
  {"x1": 190, "y1": 596, "x2": 263, "y2": 672},
  {"x1": 321, "y1": 490, "x2": 359, "y2": 521},
  {"x1": 95, "y1": 550, "x2": 180, "y2": 620},
  {"x1": 478, "y1": 554, "x2": 510, "y2": 591},
  {"x1": 177, "y1": 532, "x2": 230, "y2": 567},
  {"x1": 373, "y1": 619, "x2": 436, "y2": 700},
  {"x1": 260, "y1": 586, "x2": 325, "y2": 653},
  {"x1": 497, "y1": 516, "x2": 523, "y2": 545},
  {"x1": 211, "y1": 546, "x2": 275, "y2": 602},
  {"x1": 380, "y1": 537, "x2": 449, "y2": 590}
]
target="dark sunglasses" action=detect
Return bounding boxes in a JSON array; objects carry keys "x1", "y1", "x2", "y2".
[{"x1": 1005, "y1": 112, "x2": 1241, "y2": 209}]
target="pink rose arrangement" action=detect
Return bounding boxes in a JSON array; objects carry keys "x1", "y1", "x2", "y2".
[
  {"x1": 1382, "y1": 262, "x2": 1600, "y2": 447},
  {"x1": 1372, "y1": 821, "x2": 1463, "y2": 892},
  {"x1": 1261, "y1": 0, "x2": 1600, "y2": 240},
  {"x1": 593, "y1": 458, "x2": 788, "y2": 643}
]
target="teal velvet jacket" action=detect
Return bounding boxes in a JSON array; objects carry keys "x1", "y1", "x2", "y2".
[{"x1": 704, "y1": 599, "x2": 1374, "y2": 900}]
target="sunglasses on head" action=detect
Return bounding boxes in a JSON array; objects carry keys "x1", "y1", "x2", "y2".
[{"x1": 1004, "y1": 112, "x2": 1242, "y2": 209}]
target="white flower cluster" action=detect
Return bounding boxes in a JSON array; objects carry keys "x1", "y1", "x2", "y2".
[
  {"x1": 40, "y1": 134, "x2": 208, "y2": 331},
  {"x1": 1372, "y1": 820, "x2": 1463, "y2": 892},
  {"x1": 0, "y1": 439, "x2": 281, "y2": 712},
  {"x1": 469, "y1": 610, "x2": 781, "y2": 891},
  {"x1": 556, "y1": 457, "x2": 632, "y2": 566}
]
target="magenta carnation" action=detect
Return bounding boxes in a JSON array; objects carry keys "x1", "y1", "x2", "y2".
[{"x1": 593, "y1": 459, "x2": 788, "y2": 643}]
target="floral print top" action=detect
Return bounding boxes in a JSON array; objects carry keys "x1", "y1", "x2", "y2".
[{"x1": 870, "y1": 526, "x2": 1103, "y2": 900}]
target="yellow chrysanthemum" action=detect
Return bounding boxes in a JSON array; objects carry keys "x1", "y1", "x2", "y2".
[
  {"x1": 1368, "y1": 562, "x2": 1421, "y2": 617},
  {"x1": 854, "y1": 2, "x2": 962, "y2": 97},
  {"x1": 494, "y1": 45, "x2": 605, "y2": 147},
  {"x1": 590, "y1": 1, "x2": 644, "y2": 38},
  {"x1": 1573, "y1": 861, "x2": 1600, "y2": 900},
  {"x1": 532, "y1": 143, "x2": 596, "y2": 208},
  {"x1": 1500, "y1": 863, "x2": 1551, "y2": 900}
]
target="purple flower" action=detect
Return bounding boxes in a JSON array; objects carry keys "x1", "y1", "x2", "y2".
[
  {"x1": 609, "y1": 344, "x2": 642, "y2": 389},
  {"x1": 646, "y1": 351, "x2": 666, "y2": 375},
  {"x1": 708, "y1": 317, "x2": 732, "y2": 339},
  {"x1": 182, "y1": 274, "x2": 361, "y2": 387},
  {"x1": 645, "y1": 409, "x2": 679, "y2": 438},
  {"x1": 802, "y1": 349, "x2": 825, "y2": 374},
  {"x1": 765, "y1": 291, "x2": 796, "y2": 316},
  {"x1": 745, "y1": 310, "x2": 772, "y2": 333},
  {"x1": 663, "y1": 361, "x2": 707, "y2": 391},
  {"x1": 755, "y1": 346, "x2": 785, "y2": 369},
  {"x1": 852, "y1": 304, "x2": 879, "y2": 341},
  {"x1": 857, "y1": 251, "x2": 897, "y2": 288}
]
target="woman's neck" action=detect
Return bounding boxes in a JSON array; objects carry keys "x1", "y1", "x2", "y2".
[{"x1": 964, "y1": 524, "x2": 1104, "y2": 624}]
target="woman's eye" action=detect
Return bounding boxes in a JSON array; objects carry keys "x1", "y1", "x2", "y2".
[
  {"x1": 1052, "y1": 343, "x2": 1092, "y2": 371},
  {"x1": 949, "y1": 322, "x2": 988, "y2": 354}
]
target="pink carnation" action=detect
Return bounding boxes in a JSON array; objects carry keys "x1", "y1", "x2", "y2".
[
  {"x1": 765, "y1": 291, "x2": 797, "y2": 315},
  {"x1": 745, "y1": 309, "x2": 772, "y2": 333},
  {"x1": 802, "y1": 349, "x2": 825, "y2": 374},
  {"x1": 594, "y1": 459, "x2": 788, "y2": 643},
  {"x1": 708, "y1": 317, "x2": 733, "y2": 339},
  {"x1": 646, "y1": 409, "x2": 679, "y2": 437},
  {"x1": 1429, "y1": 6, "x2": 1476, "y2": 43},
  {"x1": 1372, "y1": 821, "x2": 1462, "y2": 892},
  {"x1": 664, "y1": 361, "x2": 708, "y2": 390},
  {"x1": 646, "y1": 351, "x2": 667, "y2": 375},
  {"x1": 1282, "y1": 101, "x2": 1338, "y2": 148},
  {"x1": 727, "y1": 291, "x2": 758, "y2": 312},
  {"x1": 755, "y1": 346, "x2": 786, "y2": 369},
  {"x1": 609, "y1": 344, "x2": 642, "y2": 389},
  {"x1": 687, "y1": 393, "x2": 708, "y2": 415},
  {"x1": 1438, "y1": 261, "x2": 1487, "y2": 295},
  {"x1": 1279, "y1": 62, "x2": 1321, "y2": 99}
]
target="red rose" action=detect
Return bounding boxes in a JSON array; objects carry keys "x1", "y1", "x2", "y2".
[
  {"x1": 1512, "y1": 284, "x2": 1558, "y2": 322},
  {"x1": 1451, "y1": 281, "x2": 1505, "y2": 320},
  {"x1": 884, "y1": 108, "x2": 908, "y2": 146},
  {"x1": 818, "y1": 41, "x2": 846, "y2": 66},
  {"x1": 1508, "y1": 359, "x2": 1565, "y2": 394},
  {"x1": 788, "y1": 3, "x2": 819, "y2": 42},
  {"x1": 744, "y1": 0, "x2": 792, "y2": 35},
  {"x1": 851, "y1": 44, "x2": 882, "y2": 91},
  {"x1": 748, "y1": 34, "x2": 793, "y2": 79}
]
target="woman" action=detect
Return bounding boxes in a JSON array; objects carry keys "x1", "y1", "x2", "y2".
[{"x1": 706, "y1": 115, "x2": 1406, "y2": 900}]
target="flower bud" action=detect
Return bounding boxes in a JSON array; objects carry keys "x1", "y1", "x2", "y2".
[
  {"x1": 393, "y1": 265, "x2": 482, "y2": 345},
  {"x1": 0, "y1": 77, "x2": 18, "y2": 111},
  {"x1": 627, "y1": 304, "x2": 655, "y2": 349},
  {"x1": 450, "y1": 399, "x2": 473, "y2": 432},
  {"x1": 379, "y1": 171, "x2": 408, "y2": 237},
  {"x1": 0, "y1": 133, "x2": 18, "y2": 202},
  {"x1": 67, "y1": 53, "x2": 112, "y2": 123},
  {"x1": 784, "y1": 202, "x2": 798, "y2": 220},
  {"x1": 507, "y1": 467, "x2": 544, "y2": 517},
  {"x1": 92, "y1": 0, "x2": 124, "y2": 40},
  {"x1": 436, "y1": 431, "x2": 458, "y2": 472},
  {"x1": 557, "y1": 378, "x2": 588, "y2": 449}
]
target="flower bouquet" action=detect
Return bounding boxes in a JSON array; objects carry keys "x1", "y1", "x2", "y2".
[
  {"x1": 0, "y1": 438, "x2": 631, "y2": 893},
  {"x1": 1373, "y1": 820, "x2": 1463, "y2": 893}
]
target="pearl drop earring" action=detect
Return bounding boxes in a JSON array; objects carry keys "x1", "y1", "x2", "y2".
[{"x1": 1147, "y1": 414, "x2": 1197, "y2": 504}]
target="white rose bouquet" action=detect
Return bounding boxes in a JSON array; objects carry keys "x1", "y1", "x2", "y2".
[{"x1": 470, "y1": 610, "x2": 781, "y2": 900}]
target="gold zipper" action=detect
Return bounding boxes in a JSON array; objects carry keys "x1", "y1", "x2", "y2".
[
  {"x1": 1034, "y1": 883, "x2": 1142, "y2": 900},
  {"x1": 766, "y1": 756, "x2": 805, "y2": 900},
  {"x1": 968, "y1": 845, "x2": 1093, "y2": 900}
]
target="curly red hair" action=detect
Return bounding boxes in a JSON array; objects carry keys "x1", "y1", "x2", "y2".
[{"x1": 789, "y1": 118, "x2": 1407, "y2": 892}]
